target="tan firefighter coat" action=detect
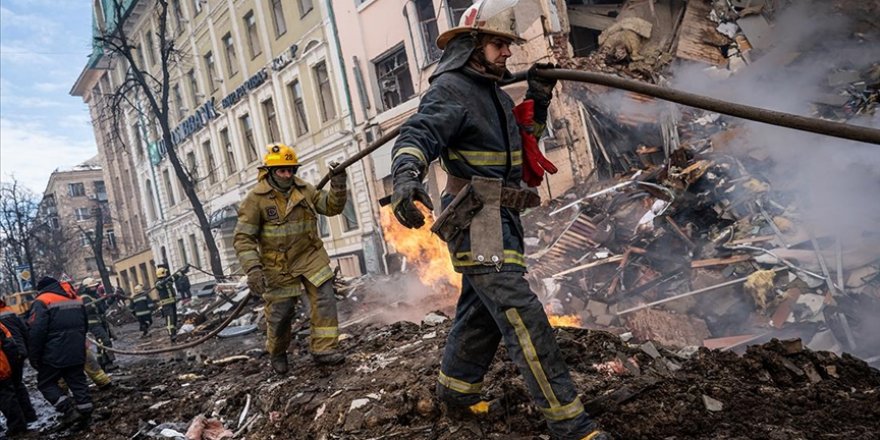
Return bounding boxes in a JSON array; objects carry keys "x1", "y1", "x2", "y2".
[{"x1": 234, "y1": 170, "x2": 347, "y2": 299}]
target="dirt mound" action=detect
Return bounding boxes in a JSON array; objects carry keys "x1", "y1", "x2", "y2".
[{"x1": 38, "y1": 317, "x2": 877, "y2": 440}]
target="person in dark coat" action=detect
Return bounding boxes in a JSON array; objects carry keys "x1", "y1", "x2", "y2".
[
  {"x1": 155, "y1": 264, "x2": 188, "y2": 342},
  {"x1": 128, "y1": 284, "x2": 154, "y2": 337},
  {"x1": 28, "y1": 276, "x2": 92, "y2": 427},
  {"x1": 389, "y1": 1, "x2": 608, "y2": 439},
  {"x1": 0, "y1": 297, "x2": 37, "y2": 424},
  {"x1": 1, "y1": 321, "x2": 28, "y2": 436},
  {"x1": 174, "y1": 272, "x2": 192, "y2": 301}
]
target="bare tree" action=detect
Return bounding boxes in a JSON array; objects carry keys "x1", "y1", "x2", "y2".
[
  {"x1": 0, "y1": 179, "x2": 40, "y2": 290},
  {"x1": 76, "y1": 203, "x2": 115, "y2": 292},
  {"x1": 94, "y1": 0, "x2": 224, "y2": 277}
]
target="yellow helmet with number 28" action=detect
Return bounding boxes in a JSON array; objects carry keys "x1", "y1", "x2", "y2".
[{"x1": 263, "y1": 143, "x2": 300, "y2": 168}]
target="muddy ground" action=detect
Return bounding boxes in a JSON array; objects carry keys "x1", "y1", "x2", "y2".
[{"x1": 7, "y1": 295, "x2": 879, "y2": 440}]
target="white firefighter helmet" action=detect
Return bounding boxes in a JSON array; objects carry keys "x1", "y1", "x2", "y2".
[{"x1": 436, "y1": 0, "x2": 525, "y2": 50}]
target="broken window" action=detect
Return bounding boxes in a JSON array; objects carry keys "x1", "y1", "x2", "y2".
[
  {"x1": 144, "y1": 31, "x2": 156, "y2": 66},
  {"x1": 187, "y1": 69, "x2": 200, "y2": 105},
  {"x1": 415, "y1": 0, "x2": 441, "y2": 63},
  {"x1": 271, "y1": 0, "x2": 287, "y2": 37},
  {"x1": 204, "y1": 51, "x2": 218, "y2": 91},
  {"x1": 297, "y1": 0, "x2": 313, "y2": 17},
  {"x1": 447, "y1": 0, "x2": 473, "y2": 28},
  {"x1": 162, "y1": 168, "x2": 176, "y2": 205},
  {"x1": 263, "y1": 98, "x2": 280, "y2": 142},
  {"x1": 239, "y1": 113, "x2": 258, "y2": 163},
  {"x1": 223, "y1": 32, "x2": 238, "y2": 76},
  {"x1": 220, "y1": 128, "x2": 236, "y2": 176},
  {"x1": 373, "y1": 44, "x2": 415, "y2": 111},
  {"x1": 314, "y1": 61, "x2": 336, "y2": 122},
  {"x1": 244, "y1": 11, "x2": 262, "y2": 59},
  {"x1": 288, "y1": 80, "x2": 309, "y2": 136},
  {"x1": 202, "y1": 140, "x2": 217, "y2": 184}
]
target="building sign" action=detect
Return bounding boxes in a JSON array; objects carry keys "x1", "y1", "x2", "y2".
[
  {"x1": 271, "y1": 44, "x2": 298, "y2": 72},
  {"x1": 152, "y1": 99, "x2": 219, "y2": 161},
  {"x1": 15, "y1": 264, "x2": 33, "y2": 291},
  {"x1": 221, "y1": 69, "x2": 269, "y2": 109}
]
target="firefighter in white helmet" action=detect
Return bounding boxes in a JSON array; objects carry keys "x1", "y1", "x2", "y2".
[{"x1": 391, "y1": 0, "x2": 610, "y2": 439}]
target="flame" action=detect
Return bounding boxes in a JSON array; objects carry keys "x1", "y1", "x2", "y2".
[
  {"x1": 380, "y1": 206, "x2": 461, "y2": 291},
  {"x1": 548, "y1": 314, "x2": 582, "y2": 328}
]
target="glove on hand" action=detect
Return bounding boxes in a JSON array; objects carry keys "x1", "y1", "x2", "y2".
[
  {"x1": 514, "y1": 100, "x2": 558, "y2": 187},
  {"x1": 526, "y1": 63, "x2": 558, "y2": 123},
  {"x1": 181, "y1": 264, "x2": 190, "y2": 274},
  {"x1": 391, "y1": 162, "x2": 434, "y2": 229},
  {"x1": 246, "y1": 267, "x2": 268, "y2": 297},
  {"x1": 329, "y1": 161, "x2": 347, "y2": 189}
]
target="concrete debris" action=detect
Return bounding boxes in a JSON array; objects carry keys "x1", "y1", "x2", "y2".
[{"x1": 702, "y1": 394, "x2": 724, "y2": 412}]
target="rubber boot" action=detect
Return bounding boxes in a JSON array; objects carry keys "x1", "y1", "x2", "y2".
[
  {"x1": 312, "y1": 351, "x2": 345, "y2": 365},
  {"x1": 271, "y1": 355, "x2": 289, "y2": 374}
]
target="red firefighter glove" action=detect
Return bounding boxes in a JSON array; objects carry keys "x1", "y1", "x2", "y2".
[{"x1": 514, "y1": 99, "x2": 558, "y2": 187}]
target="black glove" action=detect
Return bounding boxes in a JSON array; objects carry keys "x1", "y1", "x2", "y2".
[
  {"x1": 181, "y1": 264, "x2": 190, "y2": 274},
  {"x1": 526, "y1": 63, "x2": 558, "y2": 124},
  {"x1": 391, "y1": 162, "x2": 434, "y2": 229},
  {"x1": 246, "y1": 267, "x2": 268, "y2": 297},
  {"x1": 329, "y1": 161, "x2": 347, "y2": 189}
]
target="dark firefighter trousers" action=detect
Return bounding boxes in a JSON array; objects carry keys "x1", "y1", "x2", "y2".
[
  {"x1": 437, "y1": 271, "x2": 596, "y2": 440},
  {"x1": 0, "y1": 378, "x2": 28, "y2": 434},
  {"x1": 36, "y1": 364, "x2": 93, "y2": 417},
  {"x1": 137, "y1": 314, "x2": 153, "y2": 336},
  {"x1": 161, "y1": 302, "x2": 177, "y2": 338},
  {"x1": 9, "y1": 356, "x2": 37, "y2": 421},
  {"x1": 88, "y1": 323, "x2": 115, "y2": 367},
  {"x1": 264, "y1": 279, "x2": 339, "y2": 357}
]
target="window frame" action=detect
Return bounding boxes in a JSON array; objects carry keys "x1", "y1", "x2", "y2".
[
  {"x1": 68, "y1": 182, "x2": 86, "y2": 197},
  {"x1": 239, "y1": 113, "x2": 258, "y2": 163},
  {"x1": 271, "y1": 0, "x2": 287, "y2": 37},
  {"x1": 262, "y1": 98, "x2": 280, "y2": 143},
  {"x1": 244, "y1": 11, "x2": 262, "y2": 59},
  {"x1": 313, "y1": 61, "x2": 336, "y2": 122},
  {"x1": 222, "y1": 32, "x2": 238, "y2": 76},
  {"x1": 287, "y1": 79, "x2": 309, "y2": 136}
]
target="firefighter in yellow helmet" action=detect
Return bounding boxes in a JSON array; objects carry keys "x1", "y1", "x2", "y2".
[{"x1": 234, "y1": 143, "x2": 348, "y2": 374}]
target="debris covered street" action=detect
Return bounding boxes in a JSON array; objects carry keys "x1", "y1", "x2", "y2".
[{"x1": 1, "y1": 0, "x2": 879, "y2": 439}]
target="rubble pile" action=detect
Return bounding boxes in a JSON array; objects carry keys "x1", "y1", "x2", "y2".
[
  {"x1": 527, "y1": 0, "x2": 880, "y2": 367},
  {"x1": 33, "y1": 315, "x2": 880, "y2": 439}
]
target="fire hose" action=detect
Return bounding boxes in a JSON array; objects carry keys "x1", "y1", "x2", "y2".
[
  {"x1": 90, "y1": 68, "x2": 880, "y2": 356},
  {"x1": 316, "y1": 68, "x2": 880, "y2": 189},
  {"x1": 87, "y1": 266, "x2": 254, "y2": 356}
]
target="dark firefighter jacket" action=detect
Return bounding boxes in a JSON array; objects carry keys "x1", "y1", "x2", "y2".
[
  {"x1": 0, "y1": 305, "x2": 29, "y2": 359},
  {"x1": 156, "y1": 272, "x2": 184, "y2": 306},
  {"x1": 129, "y1": 293, "x2": 153, "y2": 316},
  {"x1": 28, "y1": 282, "x2": 87, "y2": 368},
  {"x1": 80, "y1": 290, "x2": 105, "y2": 327},
  {"x1": 391, "y1": 35, "x2": 526, "y2": 274},
  {"x1": 233, "y1": 170, "x2": 346, "y2": 299}
]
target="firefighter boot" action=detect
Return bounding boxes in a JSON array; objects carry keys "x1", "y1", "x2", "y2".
[
  {"x1": 270, "y1": 355, "x2": 289, "y2": 375},
  {"x1": 312, "y1": 351, "x2": 345, "y2": 365}
]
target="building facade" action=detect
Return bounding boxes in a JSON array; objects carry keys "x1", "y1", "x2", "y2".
[
  {"x1": 39, "y1": 159, "x2": 119, "y2": 282},
  {"x1": 75, "y1": 0, "x2": 386, "y2": 286}
]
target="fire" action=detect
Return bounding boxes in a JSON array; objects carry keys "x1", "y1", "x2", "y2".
[
  {"x1": 548, "y1": 314, "x2": 582, "y2": 328},
  {"x1": 380, "y1": 206, "x2": 461, "y2": 290}
]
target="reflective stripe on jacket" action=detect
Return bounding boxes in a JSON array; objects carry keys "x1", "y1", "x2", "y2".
[
  {"x1": 28, "y1": 284, "x2": 87, "y2": 368},
  {"x1": 392, "y1": 68, "x2": 527, "y2": 274}
]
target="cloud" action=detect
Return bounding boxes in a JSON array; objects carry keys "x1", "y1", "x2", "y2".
[
  {"x1": 0, "y1": 118, "x2": 97, "y2": 193},
  {"x1": 0, "y1": 43, "x2": 53, "y2": 64},
  {"x1": 33, "y1": 81, "x2": 70, "y2": 93}
]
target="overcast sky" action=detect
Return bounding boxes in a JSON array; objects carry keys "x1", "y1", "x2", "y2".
[{"x1": 0, "y1": 0, "x2": 97, "y2": 194}]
